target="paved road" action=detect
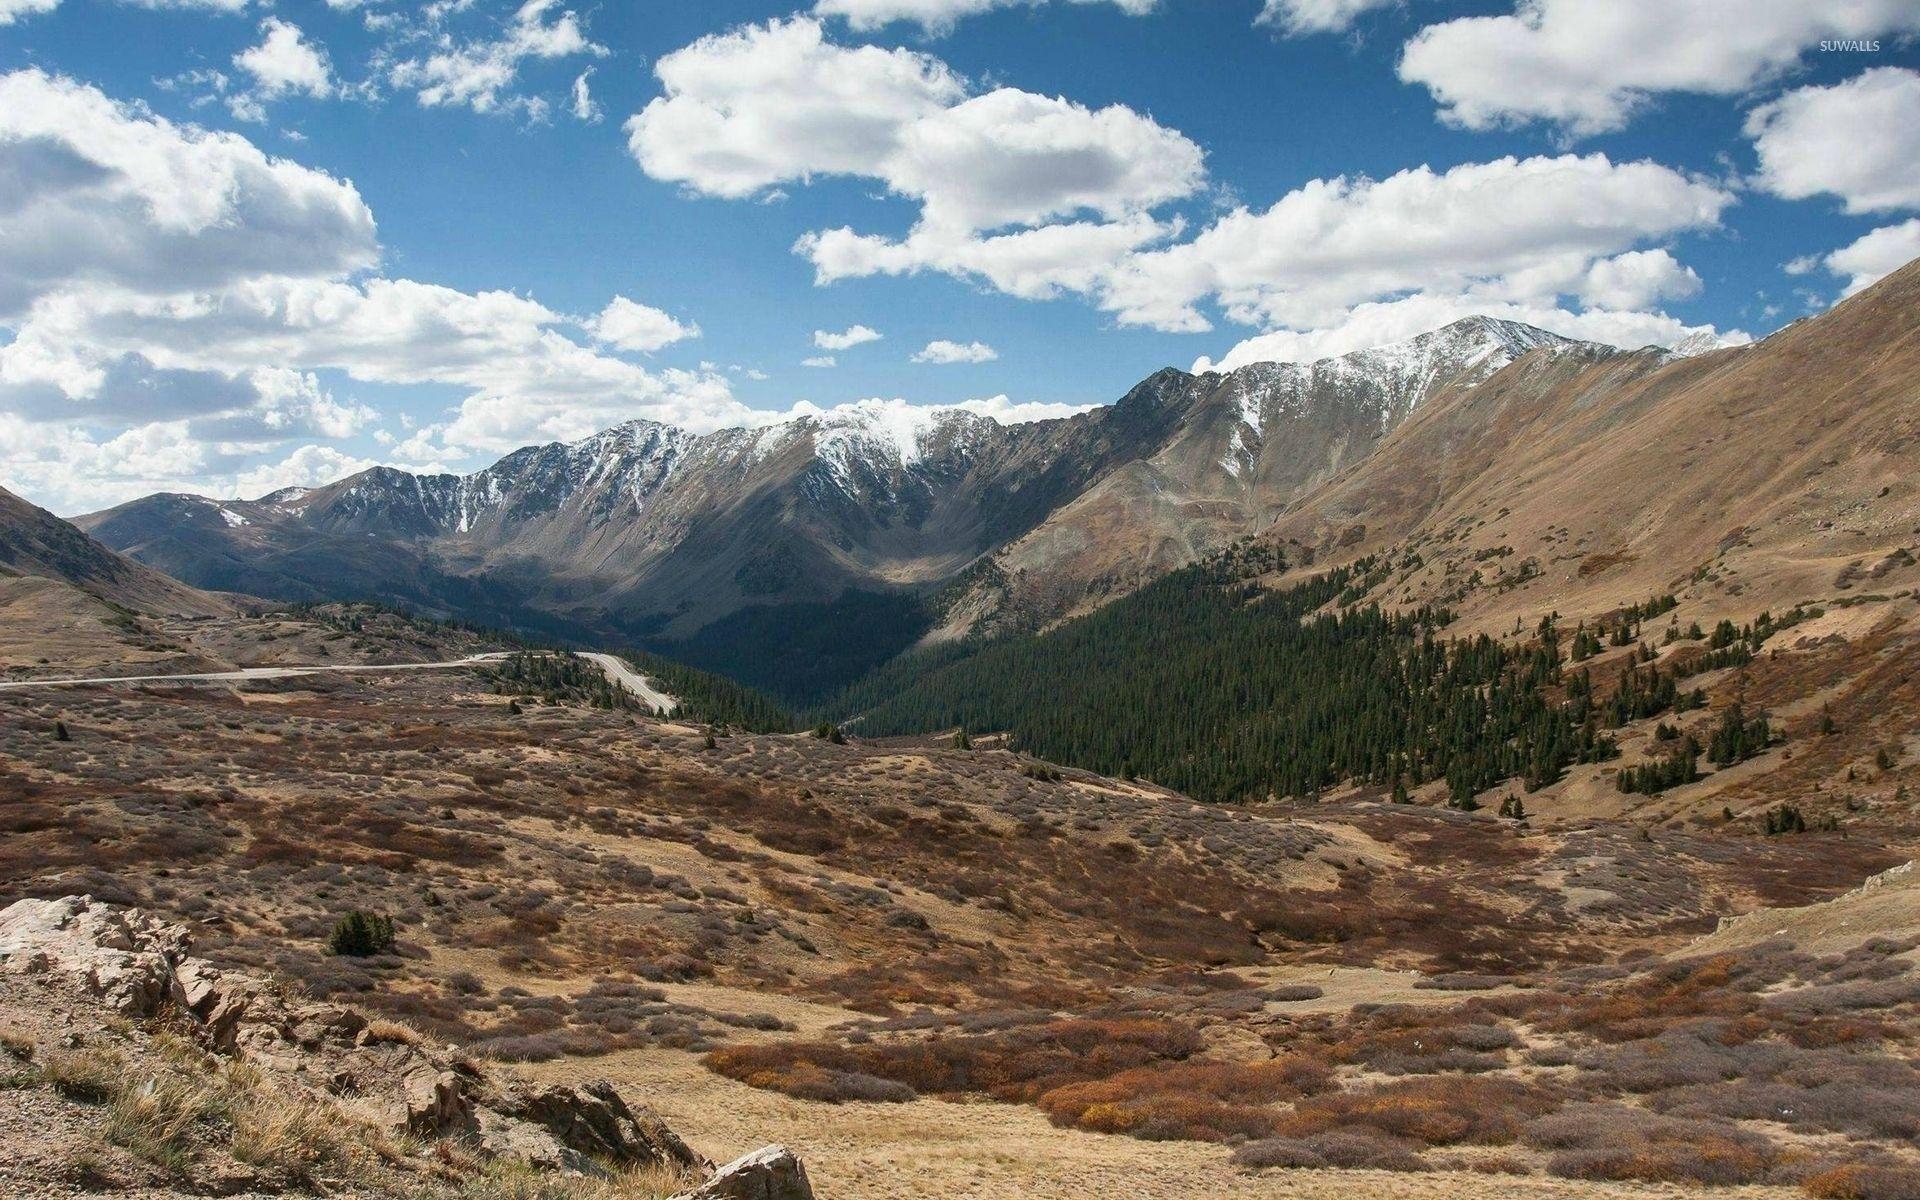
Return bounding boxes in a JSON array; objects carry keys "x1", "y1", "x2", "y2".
[
  {"x1": 0, "y1": 653, "x2": 512, "y2": 691},
  {"x1": 0, "y1": 650, "x2": 677, "y2": 714},
  {"x1": 580, "y1": 652, "x2": 678, "y2": 714}
]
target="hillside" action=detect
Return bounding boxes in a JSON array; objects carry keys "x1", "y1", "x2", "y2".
[
  {"x1": 829, "y1": 262, "x2": 1920, "y2": 831},
  {"x1": 0, "y1": 485, "x2": 232, "y2": 620},
  {"x1": 0, "y1": 486, "x2": 243, "y2": 676},
  {"x1": 1259, "y1": 260, "x2": 1920, "y2": 635}
]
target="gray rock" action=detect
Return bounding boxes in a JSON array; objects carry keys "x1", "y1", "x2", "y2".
[
  {"x1": 672, "y1": 1145, "x2": 813, "y2": 1200},
  {"x1": 497, "y1": 1079, "x2": 707, "y2": 1172}
]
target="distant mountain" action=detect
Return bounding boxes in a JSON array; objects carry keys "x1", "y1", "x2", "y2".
[{"x1": 77, "y1": 317, "x2": 1619, "y2": 700}]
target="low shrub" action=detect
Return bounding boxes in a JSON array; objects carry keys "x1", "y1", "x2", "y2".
[
  {"x1": 1275, "y1": 1076, "x2": 1559, "y2": 1147},
  {"x1": 1805, "y1": 1164, "x2": 1920, "y2": 1200}
]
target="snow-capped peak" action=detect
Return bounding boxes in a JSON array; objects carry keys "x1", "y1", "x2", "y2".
[{"x1": 801, "y1": 399, "x2": 984, "y2": 469}]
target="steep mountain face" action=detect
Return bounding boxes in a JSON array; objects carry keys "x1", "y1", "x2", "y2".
[
  {"x1": 938, "y1": 317, "x2": 1608, "y2": 637},
  {"x1": 75, "y1": 316, "x2": 1620, "y2": 698},
  {"x1": 1259, "y1": 260, "x2": 1920, "y2": 635}
]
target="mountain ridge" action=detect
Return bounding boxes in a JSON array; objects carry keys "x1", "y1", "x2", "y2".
[{"x1": 74, "y1": 316, "x2": 1634, "y2": 697}]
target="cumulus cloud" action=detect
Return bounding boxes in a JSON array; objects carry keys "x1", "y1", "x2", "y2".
[
  {"x1": 386, "y1": 0, "x2": 607, "y2": 118},
  {"x1": 0, "y1": 69, "x2": 747, "y2": 509},
  {"x1": 626, "y1": 17, "x2": 1204, "y2": 234},
  {"x1": 813, "y1": 324, "x2": 883, "y2": 350},
  {"x1": 815, "y1": 153, "x2": 1729, "y2": 341},
  {"x1": 588, "y1": 297, "x2": 700, "y2": 352},
  {"x1": 1821, "y1": 219, "x2": 1920, "y2": 297},
  {"x1": 1577, "y1": 249, "x2": 1702, "y2": 310},
  {"x1": 802, "y1": 355, "x2": 838, "y2": 368},
  {"x1": 814, "y1": 0, "x2": 1154, "y2": 35},
  {"x1": 1256, "y1": 0, "x2": 1399, "y2": 36},
  {"x1": 1195, "y1": 293, "x2": 1748, "y2": 372},
  {"x1": 1399, "y1": 0, "x2": 1920, "y2": 136},
  {"x1": 912, "y1": 338, "x2": 998, "y2": 363},
  {"x1": 1747, "y1": 68, "x2": 1920, "y2": 214},
  {"x1": 0, "y1": 68, "x2": 377, "y2": 317},
  {"x1": 235, "y1": 18, "x2": 337, "y2": 102}
]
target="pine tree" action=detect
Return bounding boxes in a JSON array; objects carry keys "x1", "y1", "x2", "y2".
[
  {"x1": 53, "y1": 720, "x2": 69, "y2": 742},
  {"x1": 327, "y1": 911, "x2": 395, "y2": 957}
]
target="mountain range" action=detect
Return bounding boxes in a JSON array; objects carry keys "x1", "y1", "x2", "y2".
[
  {"x1": 72, "y1": 313, "x2": 1662, "y2": 699},
  {"x1": 59, "y1": 262, "x2": 1920, "y2": 704}
]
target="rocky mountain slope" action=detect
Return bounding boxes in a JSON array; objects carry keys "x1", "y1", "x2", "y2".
[
  {"x1": 939, "y1": 317, "x2": 1607, "y2": 637},
  {"x1": 77, "y1": 319, "x2": 1617, "y2": 698},
  {"x1": 1257, "y1": 258, "x2": 1920, "y2": 636}
]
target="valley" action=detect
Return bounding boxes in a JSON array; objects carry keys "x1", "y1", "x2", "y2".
[{"x1": 2, "y1": 265, "x2": 1919, "y2": 1200}]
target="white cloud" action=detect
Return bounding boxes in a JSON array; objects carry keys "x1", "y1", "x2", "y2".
[
  {"x1": 0, "y1": 68, "x2": 749, "y2": 504},
  {"x1": 1256, "y1": 0, "x2": 1399, "y2": 36},
  {"x1": 819, "y1": 153, "x2": 1729, "y2": 338},
  {"x1": 588, "y1": 296, "x2": 699, "y2": 352},
  {"x1": 626, "y1": 17, "x2": 1203, "y2": 235},
  {"x1": 1399, "y1": 0, "x2": 1920, "y2": 136},
  {"x1": 1747, "y1": 68, "x2": 1920, "y2": 215},
  {"x1": 15, "y1": 277, "x2": 741, "y2": 453},
  {"x1": 1822, "y1": 219, "x2": 1920, "y2": 297},
  {"x1": 912, "y1": 338, "x2": 998, "y2": 364},
  {"x1": 800, "y1": 213, "x2": 1182, "y2": 312},
  {"x1": 0, "y1": 0, "x2": 60, "y2": 24},
  {"x1": 387, "y1": 0, "x2": 607, "y2": 118},
  {"x1": 813, "y1": 0, "x2": 1154, "y2": 36},
  {"x1": 234, "y1": 18, "x2": 337, "y2": 102},
  {"x1": 1, "y1": 0, "x2": 248, "y2": 23},
  {"x1": 628, "y1": 18, "x2": 964, "y2": 200},
  {"x1": 814, "y1": 324, "x2": 883, "y2": 350},
  {"x1": 0, "y1": 68, "x2": 377, "y2": 317},
  {"x1": 889, "y1": 88, "x2": 1204, "y2": 233},
  {"x1": 802, "y1": 355, "x2": 838, "y2": 368},
  {"x1": 1195, "y1": 292, "x2": 1747, "y2": 372},
  {"x1": 1113, "y1": 153, "x2": 1730, "y2": 332},
  {"x1": 1577, "y1": 249, "x2": 1702, "y2": 310},
  {"x1": 569, "y1": 68, "x2": 602, "y2": 122}
]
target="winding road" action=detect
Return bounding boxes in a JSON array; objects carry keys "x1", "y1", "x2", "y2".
[
  {"x1": 0, "y1": 650, "x2": 679, "y2": 714},
  {"x1": 579, "y1": 652, "x2": 678, "y2": 714}
]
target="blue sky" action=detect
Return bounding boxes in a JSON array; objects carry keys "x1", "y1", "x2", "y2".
[{"x1": 2, "y1": 0, "x2": 1917, "y2": 513}]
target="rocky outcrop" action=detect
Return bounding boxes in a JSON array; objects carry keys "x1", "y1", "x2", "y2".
[
  {"x1": 498, "y1": 1079, "x2": 707, "y2": 1172},
  {"x1": 0, "y1": 895, "x2": 186, "y2": 1015},
  {"x1": 672, "y1": 1144, "x2": 813, "y2": 1200},
  {"x1": 0, "y1": 895, "x2": 764, "y2": 1186}
]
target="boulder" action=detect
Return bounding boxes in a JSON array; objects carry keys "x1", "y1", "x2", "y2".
[
  {"x1": 672, "y1": 1145, "x2": 813, "y2": 1200},
  {"x1": 0, "y1": 895, "x2": 184, "y2": 1015},
  {"x1": 497, "y1": 1079, "x2": 707, "y2": 1172},
  {"x1": 404, "y1": 1067, "x2": 476, "y2": 1137}
]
